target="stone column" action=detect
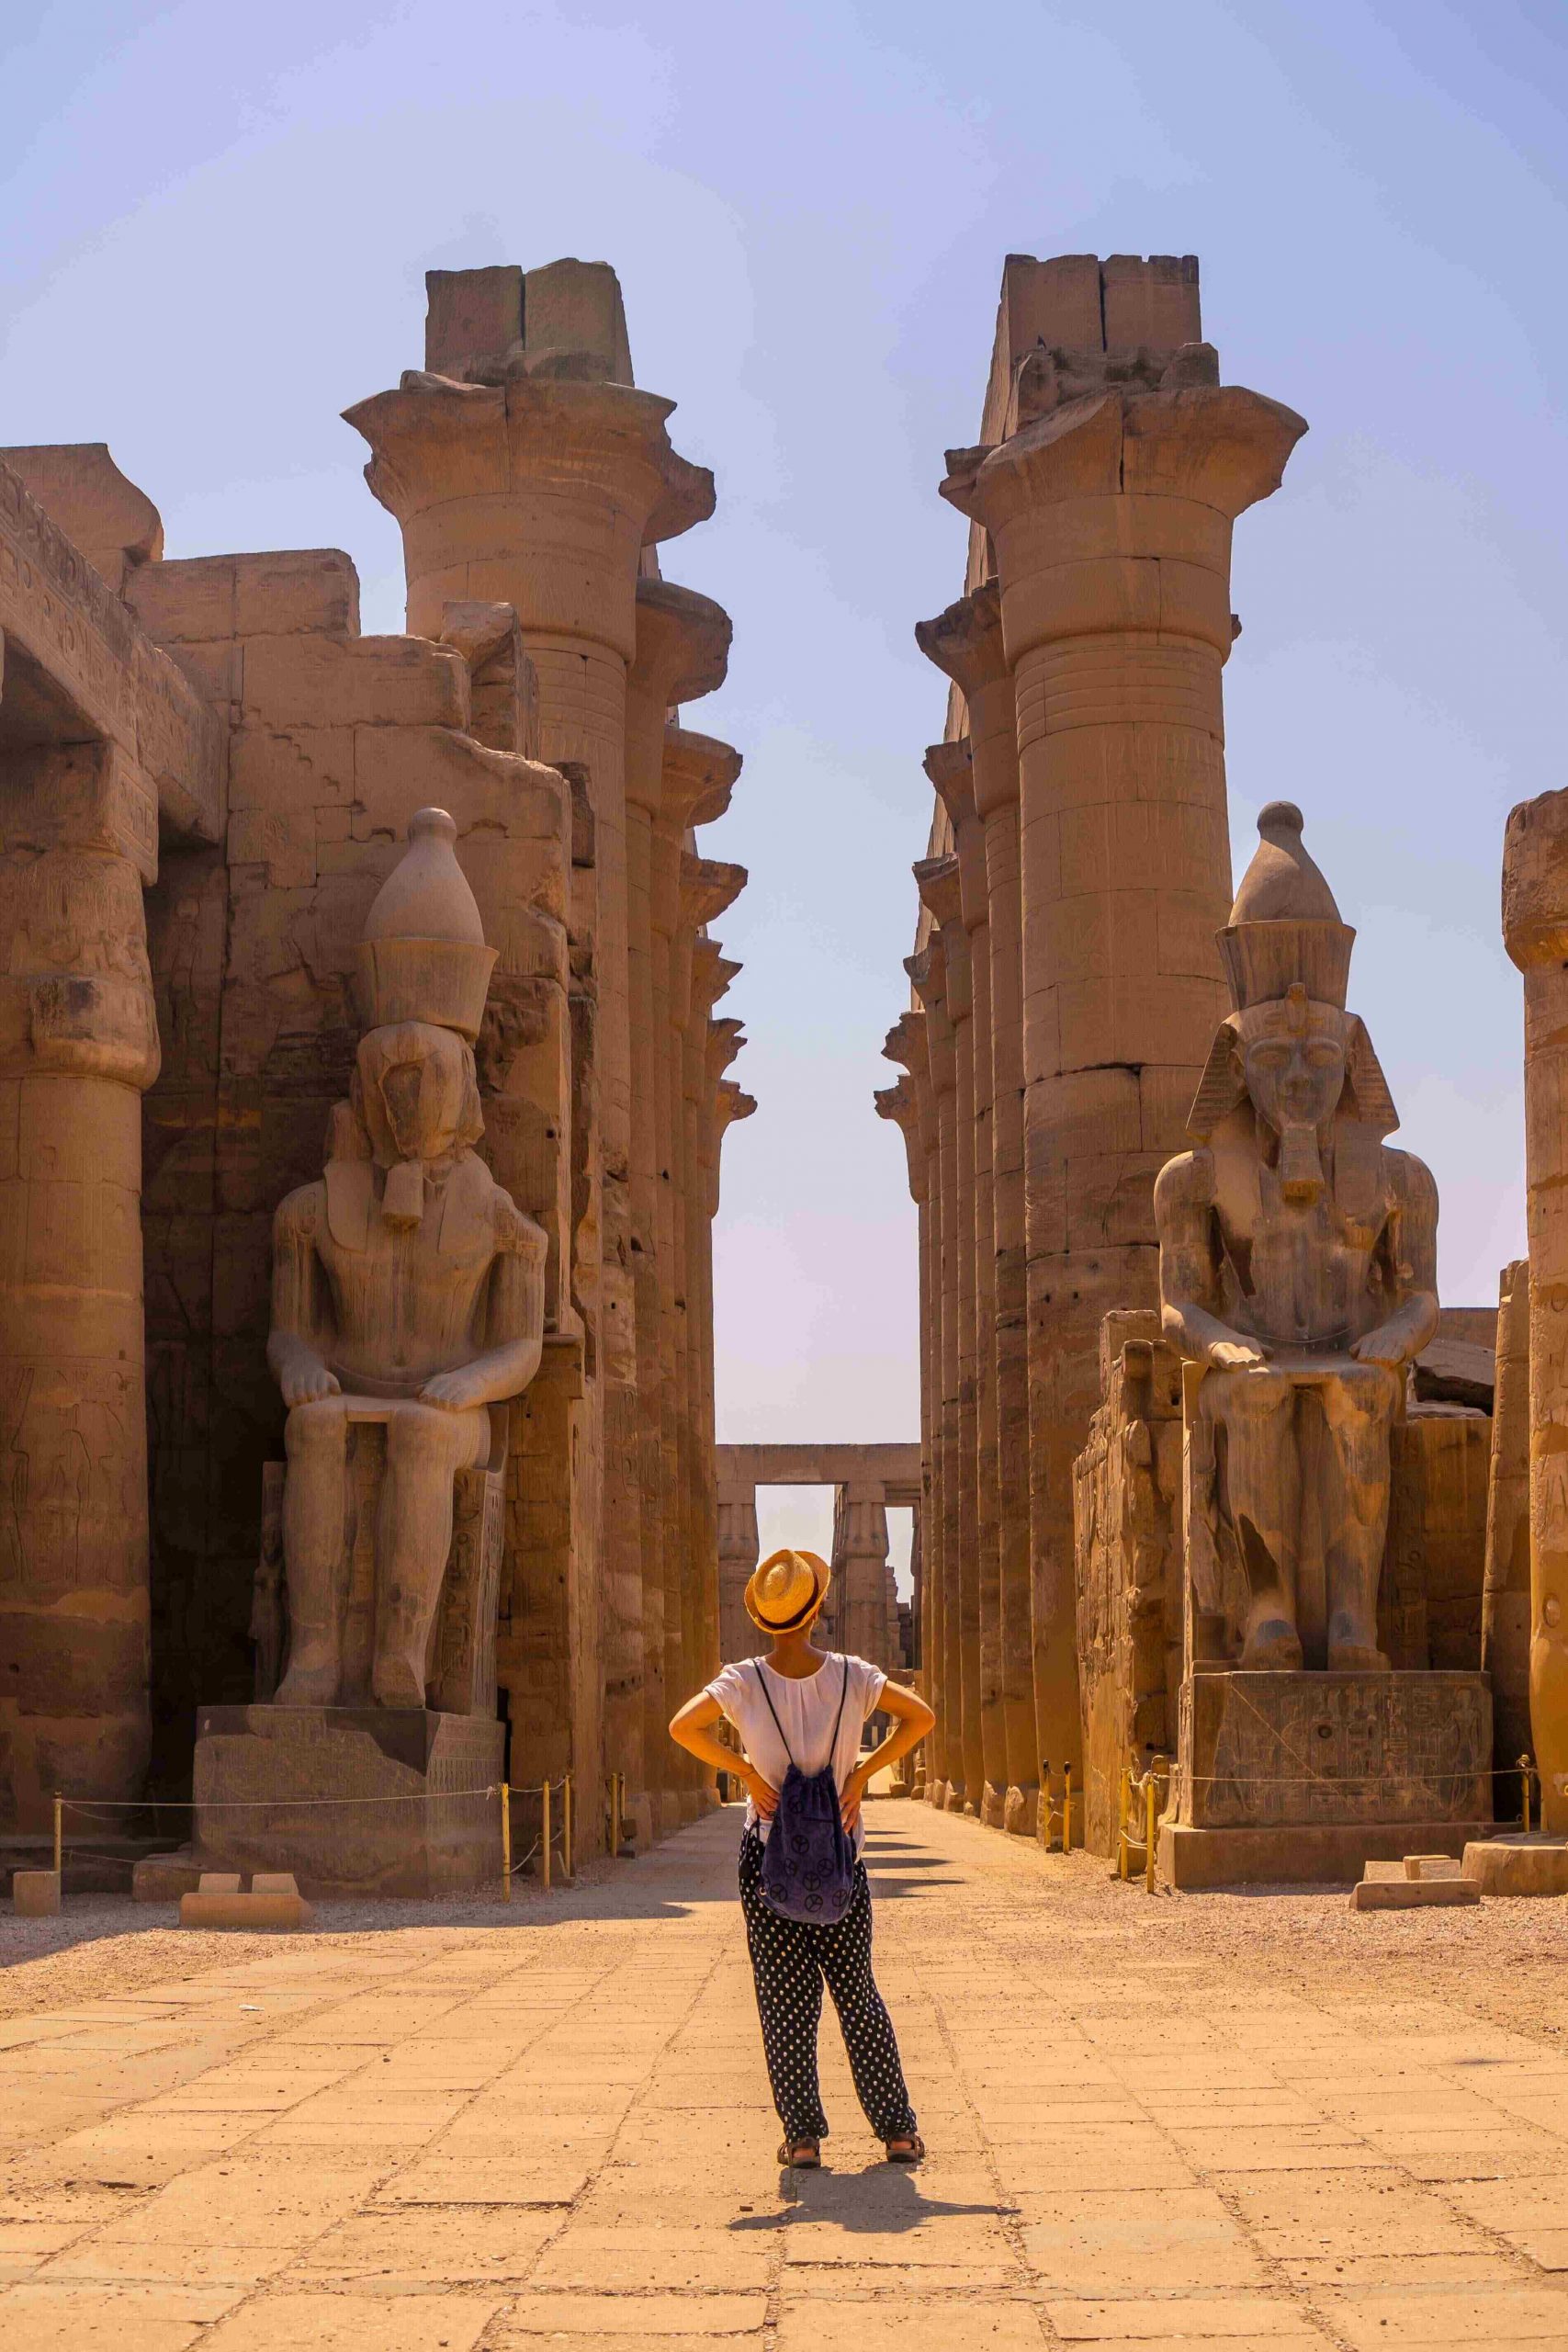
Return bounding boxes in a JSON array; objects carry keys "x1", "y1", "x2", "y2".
[
  {"x1": 1483, "y1": 1259, "x2": 1532, "y2": 1804},
  {"x1": 835, "y1": 1481, "x2": 894, "y2": 1662},
  {"x1": 926, "y1": 741, "x2": 1008, "y2": 1823},
  {"x1": 916, "y1": 582, "x2": 1035, "y2": 1830},
  {"x1": 905, "y1": 938, "x2": 964, "y2": 1807},
  {"x1": 717, "y1": 1476, "x2": 760, "y2": 1662},
  {"x1": 875, "y1": 1057, "x2": 938, "y2": 1783},
  {"x1": 0, "y1": 737, "x2": 161, "y2": 1828},
  {"x1": 346, "y1": 297, "x2": 715, "y2": 1823},
  {"x1": 942, "y1": 367, "x2": 1304, "y2": 1781},
  {"x1": 660, "y1": 741, "x2": 742, "y2": 1816},
  {"x1": 626, "y1": 582, "x2": 731, "y2": 1823},
  {"x1": 1504, "y1": 791, "x2": 1568, "y2": 1831},
  {"x1": 915, "y1": 858, "x2": 983, "y2": 1813},
  {"x1": 692, "y1": 939, "x2": 743, "y2": 1695}
]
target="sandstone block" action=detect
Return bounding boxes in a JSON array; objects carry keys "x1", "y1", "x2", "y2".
[
  {"x1": 1100, "y1": 253, "x2": 1202, "y2": 353},
  {"x1": 232, "y1": 549, "x2": 359, "y2": 639},
  {"x1": 194, "y1": 1706, "x2": 505, "y2": 1896},
  {"x1": 524, "y1": 258, "x2": 632, "y2": 384},
  {"x1": 1349, "y1": 1875, "x2": 1479, "y2": 1911},
  {"x1": 425, "y1": 266, "x2": 524, "y2": 378},
  {"x1": 197, "y1": 1871, "x2": 242, "y2": 1893},
  {"x1": 1462, "y1": 1835, "x2": 1568, "y2": 1896},
  {"x1": 128, "y1": 555, "x2": 239, "y2": 643},
  {"x1": 178, "y1": 1888, "x2": 312, "y2": 1930},
  {"x1": 132, "y1": 1853, "x2": 202, "y2": 1902},
  {"x1": 12, "y1": 1869, "x2": 61, "y2": 1917},
  {"x1": 1404, "y1": 1852, "x2": 1463, "y2": 1880},
  {"x1": 242, "y1": 634, "x2": 467, "y2": 731}
]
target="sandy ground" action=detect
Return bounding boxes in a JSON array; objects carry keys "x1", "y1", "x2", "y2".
[{"x1": 0, "y1": 1799, "x2": 1566, "y2": 2346}]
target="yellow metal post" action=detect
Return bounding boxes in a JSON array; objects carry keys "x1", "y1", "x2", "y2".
[
  {"x1": 1063, "y1": 1765, "x2": 1074, "y2": 1854},
  {"x1": 500, "y1": 1781, "x2": 512, "y2": 1903},
  {"x1": 541, "y1": 1779, "x2": 552, "y2": 1893},
  {"x1": 1145, "y1": 1770, "x2": 1158, "y2": 1893},
  {"x1": 52, "y1": 1792, "x2": 62, "y2": 1882},
  {"x1": 1118, "y1": 1766, "x2": 1131, "y2": 1880},
  {"x1": 1520, "y1": 1754, "x2": 1534, "y2": 1835},
  {"x1": 563, "y1": 1773, "x2": 573, "y2": 1880},
  {"x1": 611, "y1": 1771, "x2": 622, "y2": 1857}
]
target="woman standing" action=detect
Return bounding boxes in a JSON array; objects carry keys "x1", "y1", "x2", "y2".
[{"x1": 670, "y1": 1547, "x2": 935, "y2": 2170}]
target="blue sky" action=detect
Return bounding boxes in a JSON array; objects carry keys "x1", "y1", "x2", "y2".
[{"x1": 5, "y1": 1, "x2": 1564, "y2": 1562}]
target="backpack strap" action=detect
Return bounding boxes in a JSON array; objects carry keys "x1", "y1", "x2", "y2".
[
  {"x1": 751, "y1": 1660, "x2": 795, "y2": 1769},
  {"x1": 829, "y1": 1657, "x2": 852, "y2": 1757}
]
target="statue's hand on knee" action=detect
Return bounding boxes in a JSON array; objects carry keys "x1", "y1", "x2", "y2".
[
  {"x1": 420, "y1": 1366, "x2": 490, "y2": 1412},
  {"x1": 273, "y1": 1339, "x2": 341, "y2": 1409},
  {"x1": 1208, "y1": 1334, "x2": 1269, "y2": 1372}
]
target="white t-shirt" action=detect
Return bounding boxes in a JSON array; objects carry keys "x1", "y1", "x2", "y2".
[{"x1": 705, "y1": 1651, "x2": 887, "y2": 1853}]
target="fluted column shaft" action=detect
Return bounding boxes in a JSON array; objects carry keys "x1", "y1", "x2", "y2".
[
  {"x1": 910, "y1": 939, "x2": 964, "y2": 1806},
  {"x1": 626, "y1": 586, "x2": 730, "y2": 1822},
  {"x1": 1505, "y1": 793, "x2": 1568, "y2": 1832},
  {"x1": 928, "y1": 748, "x2": 1007, "y2": 1820},
  {"x1": 1483, "y1": 1259, "x2": 1532, "y2": 1798},
  {"x1": 945, "y1": 384, "x2": 1304, "y2": 1781},
  {"x1": 916, "y1": 585, "x2": 1035, "y2": 1832},
  {"x1": 0, "y1": 741, "x2": 160, "y2": 1829}
]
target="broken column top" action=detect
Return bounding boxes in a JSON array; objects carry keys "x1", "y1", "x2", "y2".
[
  {"x1": 423, "y1": 259, "x2": 635, "y2": 387},
  {"x1": 978, "y1": 253, "x2": 1205, "y2": 448}
]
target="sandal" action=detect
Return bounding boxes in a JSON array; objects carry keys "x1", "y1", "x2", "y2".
[
  {"x1": 778, "y1": 2138, "x2": 821, "y2": 2168},
  {"x1": 885, "y1": 2132, "x2": 925, "y2": 2165}
]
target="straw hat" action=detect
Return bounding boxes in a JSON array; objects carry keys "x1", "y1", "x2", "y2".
[{"x1": 744, "y1": 1547, "x2": 831, "y2": 1633}]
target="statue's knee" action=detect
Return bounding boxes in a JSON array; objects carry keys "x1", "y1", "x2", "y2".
[
  {"x1": 286, "y1": 1396, "x2": 346, "y2": 1458},
  {"x1": 1330, "y1": 1364, "x2": 1398, "y2": 1426},
  {"x1": 1213, "y1": 1370, "x2": 1288, "y2": 1424},
  {"x1": 385, "y1": 1404, "x2": 444, "y2": 1463}
]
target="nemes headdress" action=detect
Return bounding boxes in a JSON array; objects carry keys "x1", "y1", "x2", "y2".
[
  {"x1": 1188, "y1": 801, "x2": 1397, "y2": 1144},
  {"x1": 355, "y1": 807, "x2": 498, "y2": 1042}
]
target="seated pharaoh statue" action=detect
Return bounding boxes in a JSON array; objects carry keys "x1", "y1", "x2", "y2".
[
  {"x1": 1154, "y1": 802, "x2": 1439, "y2": 1675},
  {"x1": 265, "y1": 806, "x2": 547, "y2": 1712}
]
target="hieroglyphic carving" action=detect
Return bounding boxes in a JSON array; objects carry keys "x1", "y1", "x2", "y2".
[{"x1": 1179, "y1": 1670, "x2": 1491, "y2": 1828}]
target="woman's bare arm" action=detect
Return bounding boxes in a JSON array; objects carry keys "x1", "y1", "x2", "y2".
[
  {"x1": 669, "y1": 1690, "x2": 780, "y2": 1819},
  {"x1": 840, "y1": 1682, "x2": 936, "y2": 1832}
]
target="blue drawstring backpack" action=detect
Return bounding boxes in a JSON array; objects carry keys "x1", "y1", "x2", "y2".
[{"x1": 753, "y1": 1657, "x2": 856, "y2": 1924}]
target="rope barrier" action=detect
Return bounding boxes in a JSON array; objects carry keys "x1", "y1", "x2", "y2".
[
  {"x1": 31, "y1": 1775, "x2": 581, "y2": 1911},
  {"x1": 1040, "y1": 1759, "x2": 1077, "y2": 1853},
  {"x1": 1086, "y1": 1758, "x2": 1542, "y2": 1790},
  {"x1": 1117, "y1": 1755, "x2": 1170, "y2": 1893},
  {"x1": 55, "y1": 1789, "x2": 503, "y2": 1813}
]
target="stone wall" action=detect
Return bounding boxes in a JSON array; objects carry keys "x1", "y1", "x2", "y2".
[{"x1": 0, "y1": 260, "x2": 750, "y2": 1849}]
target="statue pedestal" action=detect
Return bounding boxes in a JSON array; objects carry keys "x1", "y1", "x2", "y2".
[
  {"x1": 1160, "y1": 1669, "x2": 1493, "y2": 1890},
  {"x1": 193, "y1": 1705, "x2": 505, "y2": 1899}
]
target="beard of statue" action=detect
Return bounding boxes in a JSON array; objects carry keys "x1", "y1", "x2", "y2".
[{"x1": 1237, "y1": 998, "x2": 1349, "y2": 1204}]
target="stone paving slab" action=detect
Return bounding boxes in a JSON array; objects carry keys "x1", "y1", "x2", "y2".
[{"x1": 3, "y1": 1804, "x2": 1568, "y2": 2344}]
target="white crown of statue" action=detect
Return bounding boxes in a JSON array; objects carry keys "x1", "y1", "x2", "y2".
[
  {"x1": 1218, "y1": 800, "x2": 1356, "y2": 1013},
  {"x1": 355, "y1": 807, "x2": 498, "y2": 1043}
]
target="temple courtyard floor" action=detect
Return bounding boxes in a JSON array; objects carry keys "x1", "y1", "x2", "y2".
[{"x1": 3, "y1": 1804, "x2": 1568, "y2": 2347}]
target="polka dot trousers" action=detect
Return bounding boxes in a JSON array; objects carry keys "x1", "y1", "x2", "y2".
[{"x1": 739, "y1": 1826, "x2": 918, "y2": 2145}]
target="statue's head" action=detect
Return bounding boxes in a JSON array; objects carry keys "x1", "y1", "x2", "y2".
[
  {"x1": 353, "y1": 1021, "x2": 483, "y2": 1170},
  {"x1": 1236, "y1": 986, "x2": 1349, "y2": 1139},
  {"x1": 1188, "y1": 805, "x2": 1397, "y2": 1186}
]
